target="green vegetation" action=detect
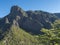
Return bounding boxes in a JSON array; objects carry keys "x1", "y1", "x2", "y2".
[
  {"x1": 38, "y1": 28, "x2": 60, "y2": 45},
  {"x1": 0, "y1": 18, "x2": 60, "y2": 45},
  {"x1": 0, "y1": 25, "x2": 40, "y2": 45},
  {"x1": 38, "y1": 20, "x2": 60, "y2": 45}
]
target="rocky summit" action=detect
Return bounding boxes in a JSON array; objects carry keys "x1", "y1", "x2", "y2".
[{"x1": 0, "y1": 6, "x2": 58, "y2": 35}]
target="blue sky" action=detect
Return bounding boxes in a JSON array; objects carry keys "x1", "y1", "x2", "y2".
[{"x1": 0, "y1": 0, "x2": 60, "y2": 17}]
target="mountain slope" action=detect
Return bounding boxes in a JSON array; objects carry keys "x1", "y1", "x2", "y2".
[
  {"x1": 0, "y1": 6, "x2": 58, "y2": 35},
  {"x1": 0, "y1": 5, "x2": 59, "y2": 45},
  {"x1": 0, "y1": 25, "x2": 39, "y2": 45}
]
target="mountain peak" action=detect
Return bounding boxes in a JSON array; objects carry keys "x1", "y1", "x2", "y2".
[
  {"x1": 10, "y1": 5, "x2": 23, "y2": 14},
  {"x1": 0, "y1": 6, "x2": 58, "y2": 35}
]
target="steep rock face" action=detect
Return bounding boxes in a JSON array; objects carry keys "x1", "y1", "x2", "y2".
[
  {"x1": 26, "y1": 11, "x2": 57, "y2": 32},
  {"x1": 0, "y1": 6, "x2": 58, "y2": 34}
]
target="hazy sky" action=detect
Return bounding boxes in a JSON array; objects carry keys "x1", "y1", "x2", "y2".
[{"x1": 0, "y1": 0, "x2": 60, "y2": 17}]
